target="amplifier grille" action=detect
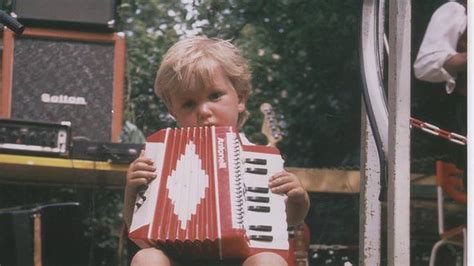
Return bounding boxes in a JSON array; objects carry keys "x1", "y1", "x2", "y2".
[
  {"x1": 10, "y1": 36, "x2": 114, "y2": 142},
  {"x1": 1, "y1": 28, "x2": 125, "y2": 142}
]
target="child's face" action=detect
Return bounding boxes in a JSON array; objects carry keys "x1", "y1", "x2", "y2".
[{"x1": 168, "y1": 69, "x2": 246, "y2": 128}]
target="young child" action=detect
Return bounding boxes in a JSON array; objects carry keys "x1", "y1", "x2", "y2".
[{"x1": 123, "y1": 36, "x2": 310, "y2": 266}]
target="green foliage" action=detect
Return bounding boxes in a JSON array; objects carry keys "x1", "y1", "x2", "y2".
[
  {"x1": 117, "y1": 0, "x2": 186, "y2": 134},
  {"x1": 119, "y1": 0, "x2": 362, "y2": 168},
  {"x1": 118, "y1": 0, "x2": 460, "y2": 170}
]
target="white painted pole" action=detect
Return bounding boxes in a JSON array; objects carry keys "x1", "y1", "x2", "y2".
[
  {"x1": 359, "y1": 0, "x2": 385, "y2": 263},
  {"x1": 387, "y1": 1, "x2": 411, "y2": 265},
  {"x1": 359, "y1": 0, "x2": 385, "y2": 264},
  {"x1": 359, "y1": 109, "x2": 382, "y2": 266}
]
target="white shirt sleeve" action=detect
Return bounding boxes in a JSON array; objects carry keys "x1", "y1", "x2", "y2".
[{"x1": 413, "y1": 2, "x2": 467, "y2": 94}]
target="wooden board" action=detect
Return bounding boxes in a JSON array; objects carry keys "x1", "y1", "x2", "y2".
[
  {"x1": 0, "y1": 154, "x2": 437, "y2": 192},
  {"x1": 288, "y1": 167, "x2": 435, "y2": 193},
  {"x1": 0, "y1": 154, "x2": 127, "y2": 188}
]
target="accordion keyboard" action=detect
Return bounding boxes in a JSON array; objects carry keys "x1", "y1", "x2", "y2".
[
  {"x1": 240, "y1": 149, "x2": 288, "y2": 250},
  {"x1": 129, "y1": 126, "x2": 289, "y2": 257}
]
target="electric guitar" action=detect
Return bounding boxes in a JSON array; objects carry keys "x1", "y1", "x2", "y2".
[{"x1": 259, "y1": 102, "x2": 309, "y2": 266}]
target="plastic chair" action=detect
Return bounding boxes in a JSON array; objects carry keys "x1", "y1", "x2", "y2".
[{"x1": 429, "y1": 161, "x2": 466, "y2": 266}]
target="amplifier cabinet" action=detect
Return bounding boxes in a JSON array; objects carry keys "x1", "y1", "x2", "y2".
[
  {"x1": 1, "y1": 27, "x2": 125, "y2": 142},
  {"x1": 12, "y1": 0, "x2": 117, "y2": 32}
]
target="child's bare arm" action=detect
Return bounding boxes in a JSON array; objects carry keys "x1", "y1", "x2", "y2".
[
  {"x1": 269, "y1": 171, "x2": 310, "y2": 226},
  {"x1": 123, "y1": 152, "x2": 157, "y2": 228}
]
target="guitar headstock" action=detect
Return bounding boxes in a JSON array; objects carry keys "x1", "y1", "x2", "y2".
[{"x1": 260, "y1": 102, "x2": 283, "y2": 147}]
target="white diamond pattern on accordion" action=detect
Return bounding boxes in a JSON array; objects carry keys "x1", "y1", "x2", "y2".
[{"x1": 166, "y1": 140, "x2": 209, "y2": 230}]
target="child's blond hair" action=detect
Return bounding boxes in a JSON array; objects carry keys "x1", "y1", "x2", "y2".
[{"x1": 154, "y1": 36, "x2": 252, "y2": 127}]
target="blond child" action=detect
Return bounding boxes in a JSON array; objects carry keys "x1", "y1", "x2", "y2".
[{"x1": 123, "y1": 36, "x2": 310, "y2": 266}]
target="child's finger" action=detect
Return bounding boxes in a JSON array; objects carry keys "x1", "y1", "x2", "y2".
[
  {"x1": 269, "y1": 175, "x2": 293, "y2": 187},
  {"x1": 270, "y1": 171, "x2": 287, "y2": 180},
  {"x1": 133, "y1": 161, "x2": 157, "y2": 171},
  {"x1": 132, "y1": 156, "x2": 155, "y2": 167},
  {"x1": 128, "y1": 170, "x2": 157, "y2": 181},
  {"x1": 271, "y1": 182, "x2": 295, "y2": 193}
]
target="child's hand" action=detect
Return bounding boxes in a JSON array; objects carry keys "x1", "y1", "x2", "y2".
[
  {"x1": 126, "y1": 150, "x2": 157, "y2": 191},
  {"x1": 269, "y1": 170, "x2": 309, "y2": 225},
  {"x1": 269, "y1": 171, "x2": 306, "y2": 204}
]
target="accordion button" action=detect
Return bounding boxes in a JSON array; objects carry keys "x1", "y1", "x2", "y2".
[
  {"x1": 249, "y1": 225, "x2": 272, "y2": 232},
  {"x1": 245, "y1": 158, "x2": 267, "y2": 165},
  {"x1": 245, "y1": 168, "x2": 268, "y2": 175},
  {"x1": 247, "y1": 187, "x2": 269, "y2": 193},
  {"x1": 248, "y1": 206, "x2": 271, "y2": 212},
  {"x1": 249, "y1": 235, "x2": 274, "y2": 242},
  {"x1": 246, "y1": 196, "x2": 270, "y2": 203}
]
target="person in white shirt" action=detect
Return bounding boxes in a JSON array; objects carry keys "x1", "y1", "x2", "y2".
[
  {"x1": 413, "y1": 1, "x2": 467, "y2": 95},
  {"x1": 413, "y1": 0, "x2": 467, "y2": 188}
]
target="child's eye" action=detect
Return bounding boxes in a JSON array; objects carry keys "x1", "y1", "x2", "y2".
[
  {"x1": 209, "y1": 92, "x2": 222, "y2": 101},
  {"x1": 182, "y1": 101, "x2": 195, "y2": 109}
]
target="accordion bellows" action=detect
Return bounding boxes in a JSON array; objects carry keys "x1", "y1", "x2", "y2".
[{"x1": 129, "y1": 126, "x2": 288, "y2": 260}]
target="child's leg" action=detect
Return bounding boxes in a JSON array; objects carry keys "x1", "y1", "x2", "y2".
[
  {"x1": 131, "y1": 247, "x2": 180, "y2": 266},
  {"x1": 242, "y1": 252, "x2": 288, "y2": 266}
]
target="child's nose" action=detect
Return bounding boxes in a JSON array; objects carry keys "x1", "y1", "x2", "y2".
[{"x1": 197, "y1": 103, "x2": 212, "y2": 118}]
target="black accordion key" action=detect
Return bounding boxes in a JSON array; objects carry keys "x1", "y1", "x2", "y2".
[
  {"x1": 247, "y1": 196, "x2": 270, "y2": 203},
  {"x1": 248, "y1": 206, "x2": 270, "y2": 212},
  {"x1": 245, "y1": 158, "x2": 267, "y2": 165},
  {"x1": 247, "y1": 187, "x2": 269, "y2": 194},
  {"x1": 246, "y1": 168, "x2": 268, "y2": 175},
  {"x1": 249, "y1": 225, "x2": 272, "y2": 232},
  {"x1": 250, "y1": 235, "x2": 274, "y2": 242}
]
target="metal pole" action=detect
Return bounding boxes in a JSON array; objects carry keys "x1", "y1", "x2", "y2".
[{"x1": 387, "y1": 0, "x2": 411, "y2": 265}]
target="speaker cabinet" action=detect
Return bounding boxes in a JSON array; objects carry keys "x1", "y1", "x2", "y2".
[
  {"x1": 1, "y1": 27, "x2": 125, "y2": 142},
  {"x1": 12, "y1": 0, "x2": 117, "y2": 32},
  {"x1": 0, "y1": 202, "x2": 87, "y2": 266}
]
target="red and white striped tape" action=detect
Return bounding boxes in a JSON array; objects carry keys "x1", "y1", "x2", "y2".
[{"x1": 410, "y1": 117, "x2": 467, "y2": 146}]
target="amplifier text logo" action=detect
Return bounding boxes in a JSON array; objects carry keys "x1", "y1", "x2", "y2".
[{"x1": 41, "y1": 93, "x2": 87, "y2": 105}]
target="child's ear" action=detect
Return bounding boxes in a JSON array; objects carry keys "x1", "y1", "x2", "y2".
[
  {"x1": 238, "y1": 95, "x2": 247, "y2": 113},
  {"x1": 238, "y1": 102, "x2": 246, "y2": 113}
]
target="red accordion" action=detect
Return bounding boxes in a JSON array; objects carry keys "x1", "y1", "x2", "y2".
[{"x1": 128, "y1": 126, "x2": 289, "y2": 260}]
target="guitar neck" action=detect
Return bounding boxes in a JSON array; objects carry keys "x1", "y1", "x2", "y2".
[{"x1": 260, "y1": 103, "x2": 283, "y2": 147}]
